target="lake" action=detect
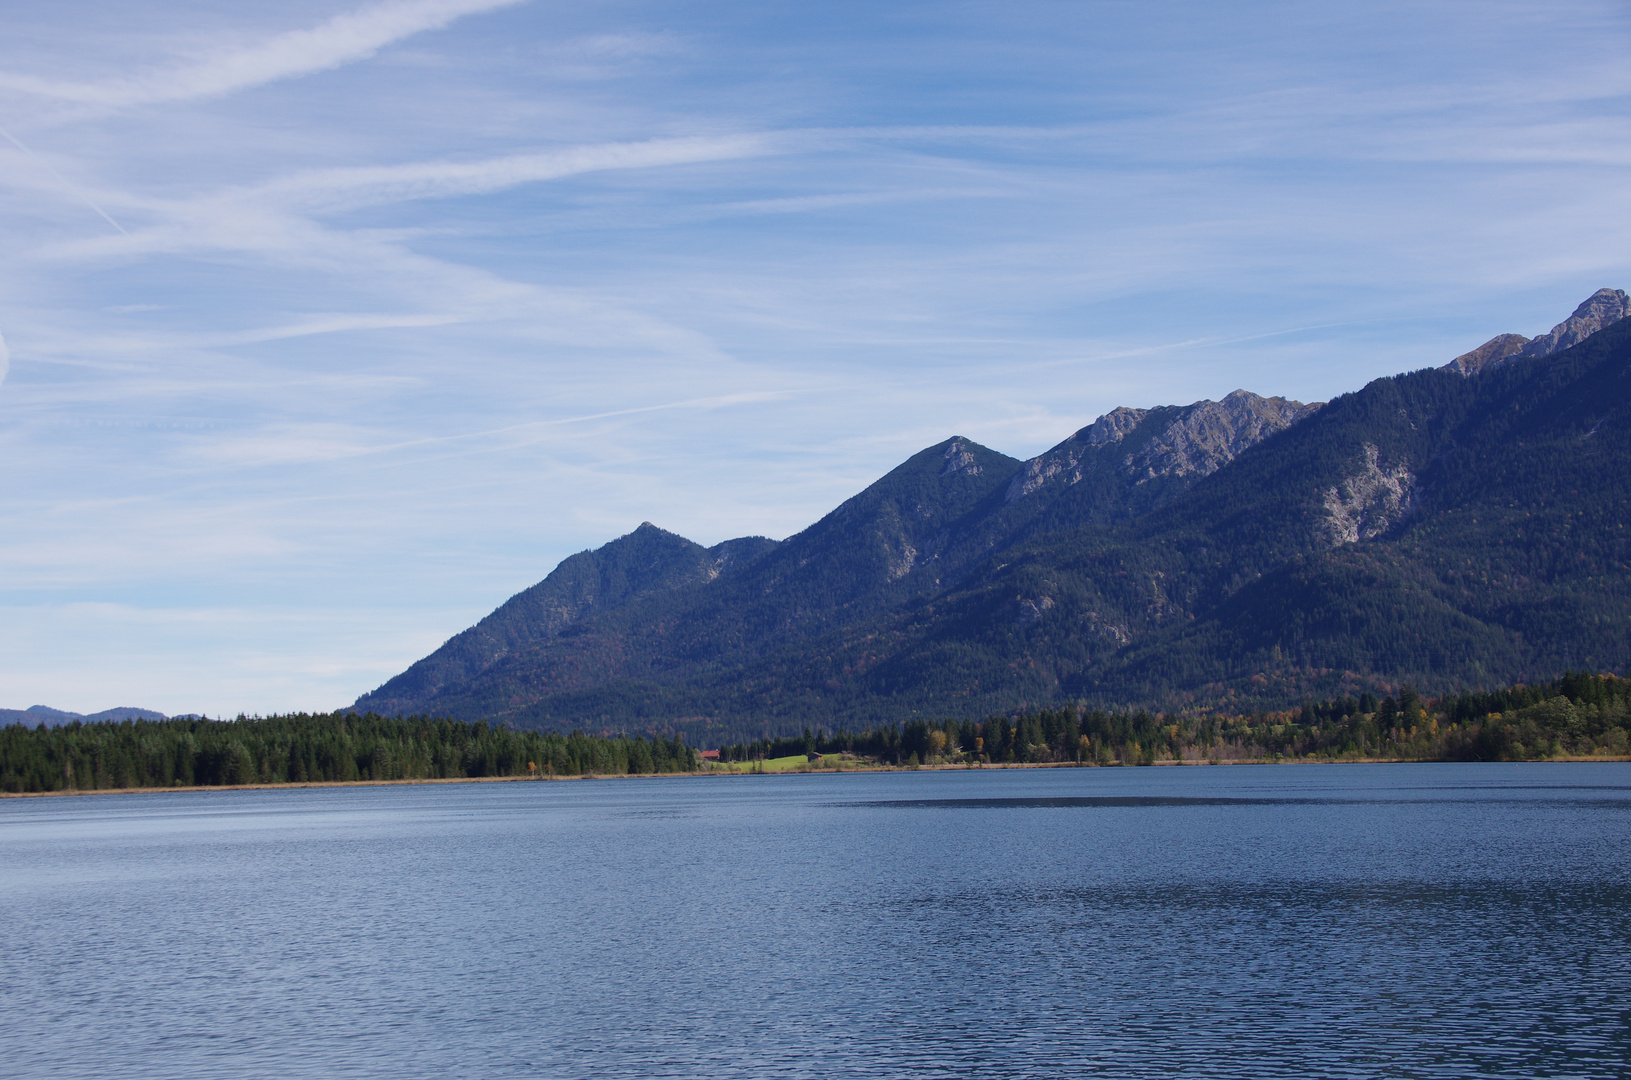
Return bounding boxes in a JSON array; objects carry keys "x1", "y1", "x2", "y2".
[{"x1": 2, "y1": 763, "x2": 1628, "y2": 1078}]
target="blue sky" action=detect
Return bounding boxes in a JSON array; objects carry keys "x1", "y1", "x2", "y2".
[{"x1": 1, "y1": 0, "x2": 1627, "y2": 715}]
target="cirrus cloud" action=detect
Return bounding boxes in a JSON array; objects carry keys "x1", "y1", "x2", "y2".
[{"x1": 0, "y1": 0, "x2": 528, "y2": 106}]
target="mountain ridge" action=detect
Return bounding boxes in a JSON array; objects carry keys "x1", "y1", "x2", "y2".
[
  {"x1": 353, "y1": 289, "x2": 1631, "y2": 739},
  {"x1": 1443, "y1": 288, "x2": 1629, "y2": 376}
]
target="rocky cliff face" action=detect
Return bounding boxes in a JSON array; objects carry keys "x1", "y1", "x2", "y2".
[
  {"x1": 1444, "y1": 289, "x2": 1629, "y2": 376},
  {"x1": 1319, "y1": 443, "x2": 1417, "y2": 546}
]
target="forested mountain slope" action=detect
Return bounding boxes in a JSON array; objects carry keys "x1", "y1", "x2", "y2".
[
  {"x1": 354, "y1": 294, "x2": 1631, "y2": 742},
  {"x1": 355, "y1": 525, "x2": 778, "y2": 715},
  {"x1": 883, "y1": 315, "x2": 1631, "y2": 716},
  {"x1": 361, "y1": 438, "x2": 1022, "y2": 722}
]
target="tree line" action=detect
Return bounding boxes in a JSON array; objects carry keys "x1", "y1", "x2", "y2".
[
  {"x1": 717, "y1": 672, "x2": 1631, "y2": 766},
  {"x1": 0, "y1": 712, "x2": 697, "y2": 794},
  {"x1": 5, "y1": 673, "x2": 1625, "y2": 795}
]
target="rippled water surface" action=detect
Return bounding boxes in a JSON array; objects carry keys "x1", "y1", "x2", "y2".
[{"x1": 3, "y1": 763, "x2": 1629, "y2": 1078}]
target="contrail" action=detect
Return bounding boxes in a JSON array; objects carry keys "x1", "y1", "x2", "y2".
[{"x1": 0, "y1": 125, "x2": 128, "y2": 235}]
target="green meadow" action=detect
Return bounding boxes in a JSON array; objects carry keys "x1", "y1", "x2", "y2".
[{"x1": 707, "y1": 753, "x2": 850, "y2": 774}]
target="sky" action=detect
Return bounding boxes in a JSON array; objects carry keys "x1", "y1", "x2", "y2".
[{"x1": 0, "y1": 0, "x2": 1628, "y2": 716}]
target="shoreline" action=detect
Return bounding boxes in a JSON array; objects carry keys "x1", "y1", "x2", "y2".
[{"x1": 5, "y1": 752, "x2": 1626, "y2": 799}]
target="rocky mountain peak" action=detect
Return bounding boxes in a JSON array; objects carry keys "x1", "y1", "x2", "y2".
[
  {"x1": 1005, "y1": 390, "x2": 1319, "y2": 504},
  {"x1": 940, "y1": 438, "x2": 983, "y2": 475},
  {"x1": 1126, "y1": 391, "x2": 1321, "y2": 482},
  {"x1": 1444, "y1": 288, "x2": 1629, "y2": 376},
  {"x1": 1444, "y1": 333, "x2": 1530, "y2": 376},
  {"x1": 1516, "y1": 288, "x2": 1630, "y2": 361}
]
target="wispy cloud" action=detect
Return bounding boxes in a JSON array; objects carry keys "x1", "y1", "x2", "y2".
[
  {"x1": 0, "y1": 0, "x2": 527, "y2": 106},
  {"x1": 5, "y1": 131, "x2": 798, "y2": 381},
  {"x1": 23, "y1": 133, "x2": 787, "y2": 271},
  {"x1": 259, "y1": 133, "x2": 783, "y2": 211},
  {"x1": 188, "y1": 390, "x2": 792, "y2": 469}
]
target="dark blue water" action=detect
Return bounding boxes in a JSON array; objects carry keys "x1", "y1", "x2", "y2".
[{"x1": 3, "y1": 764, "x2": 1629, "y2": 1079}]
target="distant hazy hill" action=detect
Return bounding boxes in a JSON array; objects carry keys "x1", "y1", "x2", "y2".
[
  {"x1": 355, "y1": 291, "x2": 1631, "y2": 741},
  {"x1": 1, "y1": 705, "x2": 168, "y2": 728}
]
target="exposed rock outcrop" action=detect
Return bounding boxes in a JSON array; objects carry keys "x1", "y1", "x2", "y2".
[
  {"x1": 1320, "y1": 444, "x2": 1416, "y2": 546},
  {"x1": 1015, "y1": 593, "x2": 1055, "y2": 625},
  {"x1": 1444, "y1": 333, "x2": 1529, "y2": 376},
  {"x1": 1126, "y1": 390, "x2": 1322, "y2": 482},
  {"x1": 1081, "y1": 406, "x2": 1148, "y2": 446},
  {"x1": 940, "y1": 438, "x2": 983, "y2": 475}
]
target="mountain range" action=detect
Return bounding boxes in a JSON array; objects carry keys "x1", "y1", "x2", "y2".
[
  {"x1": 0, "y1": 705, "x2": 168, "y2": 729},
  {"x1": 353, "y1": 289, "x2": 1631, "y2": 743}
]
